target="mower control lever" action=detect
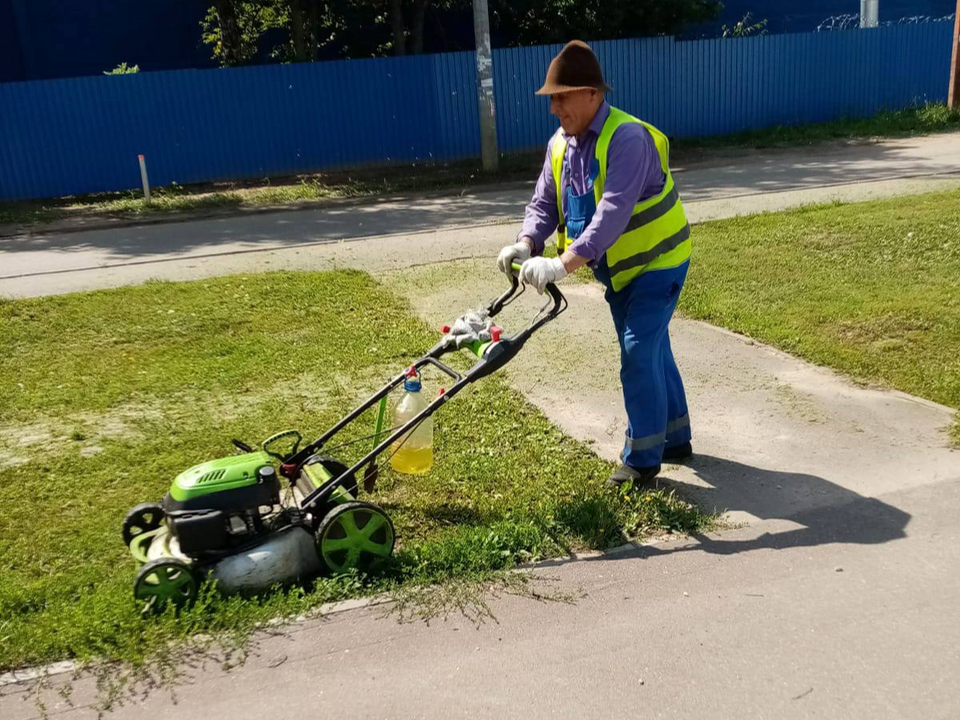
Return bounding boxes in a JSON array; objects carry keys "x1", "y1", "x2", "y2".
[
  {"x1": 232, "y1": 439, "x2": 254, "y2": 453},
  {"x1": 262, "y1": 429, "x2": 303, "y2": 460}
]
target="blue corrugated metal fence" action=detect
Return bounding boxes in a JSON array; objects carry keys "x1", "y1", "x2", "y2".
[{"x1": 0, "y1": 24, "x2": 953, "y2": 201}]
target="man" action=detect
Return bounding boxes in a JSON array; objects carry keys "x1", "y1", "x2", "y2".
[{"x1": 497, "y1": 40, "x2": 692, "y2": 489}]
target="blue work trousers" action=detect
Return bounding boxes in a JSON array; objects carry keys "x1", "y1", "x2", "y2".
[{"x1": 594, "y1": 260, "x2": 692, "y2": 468}]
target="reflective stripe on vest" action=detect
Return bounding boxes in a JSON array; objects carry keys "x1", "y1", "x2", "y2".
[{"x1": 551, "y1": 107, "x2": 691, "y2": 292}]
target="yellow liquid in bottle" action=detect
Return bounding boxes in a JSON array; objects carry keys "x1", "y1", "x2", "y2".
[{"x1": 390, "y1": 444, "x2": 434, "y2": 474}]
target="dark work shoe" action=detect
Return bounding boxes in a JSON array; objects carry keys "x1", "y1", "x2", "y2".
[
  {"x1": 663, "y1": 442, "x2": 693, "y2": 462},
  {"x1": 606, "y1": 463, "x2": 661, "y2": 490}
]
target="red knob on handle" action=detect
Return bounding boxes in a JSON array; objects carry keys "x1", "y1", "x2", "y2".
[{"x1": 491, "y1": 326, "x2": 502, "y2": 342}]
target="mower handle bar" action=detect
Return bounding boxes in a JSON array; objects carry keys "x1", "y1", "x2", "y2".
[
  {"x1": 488, "y1": 260, "x2": 563, "y2": 318},
  {"x1": 287, "y1": 261, "x2": 566, "y2": 509}
]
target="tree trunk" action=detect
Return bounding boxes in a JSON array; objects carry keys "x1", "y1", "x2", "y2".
[
  {"x1": 308, "y1": 0, "x2": 320, "y2": 60},
  {"x1": 411, "y1": 0, "x2": 427, "y2": 55},
  {"x1": 214, "y1": 0, "x2": 243, "y2": 66},
  {"x1": 390, "y1": 0, "x2": 407, "y2": 56},
  {"x1": 291, "y1": 0, "x2": 306, "y2": 61}
]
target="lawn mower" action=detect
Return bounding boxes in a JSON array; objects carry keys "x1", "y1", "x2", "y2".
[{"x1": 122, "y1": 265, "x2": 566, "y2": 612}]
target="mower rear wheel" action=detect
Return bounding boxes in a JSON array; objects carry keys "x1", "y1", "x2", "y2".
[
  {"x1": 122, "y1": 502, "x2": 166, "y2": 546},
  {"x1": 316, "y1": 501, "x2": 395, "y2": 575},
  {"x1": 134, "y1": 558, "x2": 199, "y2": 613}
]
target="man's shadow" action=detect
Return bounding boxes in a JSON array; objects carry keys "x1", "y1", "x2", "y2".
[
  {"x1": 677, "y1": 454, "x2": 910, "y2": 556},
  {"x1": 545, "y1": 453, "x2": 911, "y2": 567}
]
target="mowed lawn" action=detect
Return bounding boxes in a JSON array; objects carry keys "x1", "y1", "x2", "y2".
[
  {"x1": 0, "y1": 271, "x2": 706, "y2": 671},
  {"x1": 680, "y1": 189, "x2": 960, "y2": 441}
]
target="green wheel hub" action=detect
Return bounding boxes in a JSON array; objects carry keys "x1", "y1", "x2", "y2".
[
  {"x1": 317, "y1": 501, "x2": 395, "y2": 574},
  {"x1": 134, "y1": 558, "x2": 199, "y2": 613}
]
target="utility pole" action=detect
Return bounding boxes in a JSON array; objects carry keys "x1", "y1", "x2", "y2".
[
  {"x1": 472, "y1": 0, "x2": 499, "y2": 173},
  {"x1": 860, "y1": 0, "x2": 879, "y2": 28},
  {"x1": 949, "y1": 0, "x2": 960, "y2": 108}
]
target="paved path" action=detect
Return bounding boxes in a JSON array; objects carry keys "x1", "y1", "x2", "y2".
[
  {"x1": 2, "y1": 133, "x2": 959, "y2": 298},
  {"x1": 2, "y1": 134, "x2": 959, "y2": 719}
]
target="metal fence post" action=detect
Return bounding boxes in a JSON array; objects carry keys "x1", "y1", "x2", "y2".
[{"x1": 472, "y1": 0, "x2": 499, "y2": 173}]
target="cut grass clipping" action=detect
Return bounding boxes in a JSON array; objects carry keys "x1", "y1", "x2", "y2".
[
  {"x1": 681, "y1": 189, "x2": 960, "y2": 443},
  {"x1": 0, "y1": 271, "x2": 709, "y2": 672}
]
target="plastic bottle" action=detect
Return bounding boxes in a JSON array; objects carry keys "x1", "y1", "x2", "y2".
[{"x1": 390, "y1": 367, "x2": 434, "y2": 474}]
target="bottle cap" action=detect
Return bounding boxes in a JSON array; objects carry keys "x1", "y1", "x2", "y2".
[{"x1": 404, "y1": 366, "x2": 422, "y2": 392}]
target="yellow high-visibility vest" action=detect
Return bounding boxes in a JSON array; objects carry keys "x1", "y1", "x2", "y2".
[{"x1": 551, "y1": 107, "x2": 691, "y2": 291}]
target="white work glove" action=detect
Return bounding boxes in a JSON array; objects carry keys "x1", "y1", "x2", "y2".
[
  {"x1": 519, "y1": 256, "x2": 567, "y2": 294},
  {"x1": 443, "y1": 310, "x2": 492, "y2": 348},
  {"x1": 497, "y1": 241, "x2": 532, "y2": 276}
]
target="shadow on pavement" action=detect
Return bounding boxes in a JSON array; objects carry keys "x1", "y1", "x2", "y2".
[{"x1": 540, "y1": 453, "x2": 911, "y2": 569}]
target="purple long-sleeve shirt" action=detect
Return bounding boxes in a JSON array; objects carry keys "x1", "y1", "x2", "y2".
[{"x1": 520, "y1": 102, "x2": 665, "y2": 263}]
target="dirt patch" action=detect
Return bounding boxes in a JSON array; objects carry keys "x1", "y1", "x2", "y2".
[
  {"x1": 0, "y1": 449, "x2": 28, "y2": 469},
  {"x1": 0, "y1": 372, "x2": 342, "y2": 463},
  {"x1": 773, "y1": 382, "x2": 831, "y2": 425}
]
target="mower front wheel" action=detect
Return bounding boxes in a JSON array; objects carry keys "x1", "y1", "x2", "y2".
[
  {"x1": 134, "y1": 558, "x2": 200, "y2": 614},
  {"x1": 316, "y1": 501, "x2": 395, "y2": 575},
  {"x1": 122, "y1": 502, "x2": 166, "y2": 546}
]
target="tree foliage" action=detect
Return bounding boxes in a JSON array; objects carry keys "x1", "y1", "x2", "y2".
[
  {"x1": 201, "y1": 0, "x2": 286, "y2": 66},
  {"x1": 721, "y1": 12, "x2": 769, "y2": 39},
  {"x1": 491, "y1": 0, "x2": 721, "y2": 47},
  {"x1": 103, "y1": 62, "x2": 141, "y2": 75},
  {"x1": 201, "y1": 0, "x2": 722, "y2": 66}
]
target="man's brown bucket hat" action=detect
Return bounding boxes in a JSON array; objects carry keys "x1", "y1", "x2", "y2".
[{"x1": 536, "y1": 40, "x2": 613, "y2": 95}]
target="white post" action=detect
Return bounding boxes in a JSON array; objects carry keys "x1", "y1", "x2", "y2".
[
  {"x1": 860, "y1": 0, "x2": 879, "y2": 28},
  {"x1": 138, "y1": 154, "x2": 152, "y2": 204}
]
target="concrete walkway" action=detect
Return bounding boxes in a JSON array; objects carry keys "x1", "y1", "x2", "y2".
[
  {"x1": 2, "y1": 135, "x2": 959, "y2": 719},
  {"x1": 2, "y1": 133, "x2": 959, "y2": 298}
]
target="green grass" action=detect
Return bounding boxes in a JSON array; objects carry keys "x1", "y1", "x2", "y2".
[
  {"x1": 674, "y1": 102, "x2": 960, "y2": 150},
  {"x1": 2, "y1": 103, "x2": 958, "y2": 230},
  {"x1": 0, "y1": 271, "x2": 709, "y2": 672},
  {"x1": 680, "y1": 189, "x2": 960, "y2": 442}
]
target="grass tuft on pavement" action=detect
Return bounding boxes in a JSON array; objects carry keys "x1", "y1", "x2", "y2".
[{"x1": 0, "y1": 271, "x2": 708, "y2": 672}]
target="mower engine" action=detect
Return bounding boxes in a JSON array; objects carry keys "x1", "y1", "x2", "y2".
[
  {"x1": 162, "y1": 451, "x2": 284, "y2": 556},
  {"x1": 123, "y1": 445, "x2": 357, "y2": 608}
]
